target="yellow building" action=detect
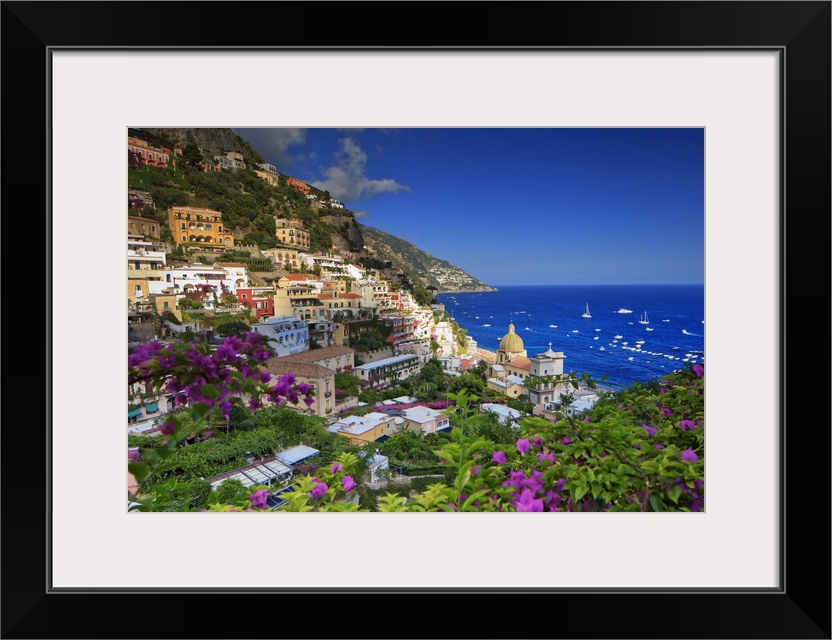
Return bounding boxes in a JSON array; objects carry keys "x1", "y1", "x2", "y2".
[
  {"x1": 274, "y1": 218, "x2": 311, "y2": 250},
  {"x1": 327, "y1": 412, "x2": 401, "y2": 446},
  {"x1": 168, "y1": 206, "x2": 235, "y2": 252},
  {"x1": 264, "y1": 358, "x2": 336, "y2": 418}
]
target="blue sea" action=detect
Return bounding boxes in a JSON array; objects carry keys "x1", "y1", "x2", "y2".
[{"x1": 435, "y1": 284, "x2": 704, "y2": 388}]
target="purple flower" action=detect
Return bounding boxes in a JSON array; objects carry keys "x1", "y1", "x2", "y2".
[
  {"x1": 249, "y1": 489, "x2": 269, "y2": 509},
  {"x1": 492, "y1": 450, "x2": 507, "y2": 465},
  {"x1": 503, "y1": 469, "x2": 527, "y2": 490},
  {"x1": 128, "y1": 449, "x2": 140, "y2": 462},
  {"x1": 633, "y1": 444, "x2": 641, "y2": 450},
  {"x1": 693, "y1": 364, "x2": 704, "y2": 378},
  {"x1": 514, "y1": 488, "x2": 544, "y2": 512},
  {"x1": 330, "y1": 462, "x2": 343, "y2": 474},
  {"x1": 311, "y1": 481, "x2": 328, "y2": 500},
  {"x1": 525, "y1": 470, "x2": 545, "y2": 493},
  {"x1": 661, "y1": 407, "x2": 673, "y2": 417},
  {"x1": 538, "y1": 452, "x2": 555, "y2": 465},
  {"x1": 516, "y1": 438, "x2": 530, "y2": 454},
  {"x1": 583, "y1": 416, "x2": 593, "y2": 423},
  {"x1": 342, "y1": 476, "x2": 356, "y2": 493},
  {"x1": 304, "y1": 396, "x2": 316, "y2": 408},
  {"x1": 679, "y1": 419, "x2": 696, "y2": 431},
  {"x1": 562, "y1": 436, "x2": 571, "y2": 445},
  {"x1": 297, "y1": 381, "x2": 312, "y2": 395},
  {"x1": 532, "y1": 437, "x2": 544, "y2": 448},
  {"x1": 471, "y1": 465, "x2": 482, "y2": 476},
  {"x1": 642, "y1": 424, "x2": 658, "y2": 437},
  {"x1": 655, "y1": 444, "x2": 665, "y2": 449},
  {"x1": 554, "y1": 478, "x2": 566, "y2": 493},
  {"x1": 158, "y1": 422, "x2": 176, "y2": 435},
  {"x1": 681, "y1": 447, "x2": 698, "y2": 463}
]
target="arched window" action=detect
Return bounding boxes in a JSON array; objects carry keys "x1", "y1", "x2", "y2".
[{"x1": 205, "y1": 223, "x2": 212, "y2": 230}]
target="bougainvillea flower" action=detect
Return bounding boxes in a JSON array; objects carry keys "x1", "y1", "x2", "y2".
[
  {"x1": 516, "y1": 438, "x2": 530, "y2": 454},
  {"x1": 655, "y1": 444, "x2": 665, "y2": 449},
  {"x1": 661, "y1": 408, "x2": 673, "y2": 417},
  {"x1": 679, "y1": 420, "x2": 696, "y2": 431},
  {"x1": 492, "y1": 450, "x2": 507, "y2": 465},
  {"x1": 514, "y1": 488, "x2": 544, "y2": 512},
  {"x1": 330, "y1": 462, "x2": 343, "y2": 474},
  {"x1": 128, "y1": 449, "x2": 140, "y2": 462},
  {"x1": 525, "y1": 470, "x2": 545, "y2": 493},
  {"x1": 642, "y1": 424, "x2": 658, "y2": 437},
  {"x1": 471, "y1": 465, "x2": 482, "y2": 476},
  {"x1": 503, "y1": 469, "x2": 527, "y2": 490},
  {"x1": 532, "y1": 437, "x2": 544, "y2": 448},
  {"x1": 554, "y1": 478, "x2": 566, "y2": 493},
  {"x1": 692, "y1": 364, "x2": 704, "y2": 378},
  {"x1": 158, "y1": 422, "x2": 176, "y2": 435},
  {"x1": 311, "y1": 481, "x2": 328, "y2": 500},
  {"x1": 341, "y1": 476, "x2": 356, "y2": 493},
  {"x1": 538, "y1": 452, "x2": 555, "y2": 465},
  {"x1": 681, "y1": 448, "x2": 698, "y2": 463},
  {"x1": 249, "y1": 489, "x2": 269, "y2": 509},
  {"x1": 562, "y1": 436, "x2": 571, "y2": 445}
]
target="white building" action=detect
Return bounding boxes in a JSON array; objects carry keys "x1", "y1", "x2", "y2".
[
  {"x1": 127, "y1": 235, "x2": 166, "y2": 277},
  {"x1": 400, "y1": 406, "x2": 450, "y2": 434},
  {"x1": 250, "y1": 315, "x2": 309, "y2": 357},
  {"x1": 329, "y1": 199, "x2": 344, "y2": 209},
  {"x1": 354, "y1": 354, "x2": 421, "y2": 386},
  {"x1": 481, "y1": 403, "x2": 523, "y2": 425},
  {"x1": 149, "y1": 263, "x2": 248, "y2": 296}
]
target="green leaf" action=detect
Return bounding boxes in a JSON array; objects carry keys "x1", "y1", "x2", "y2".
[
  {"x1": 201, "y1": 383, "x2": 219, "y2": 399},
  {"x1": 668, "y1": 485, "x2": 682, "y2": 504},
  {"x1": 128, "y1": 462, "x2": 151, "y2": 485},
  {"x1": 574, "y1": 484, "x2": 589, "y2": 501},
  {"x1": 191, "y1": 402, "x2": 210, "y2": 419},
  {"x1": 649, "y1": 493, "x2": 664, "y2": 512},
  {"x1": 591, "y1": 483, "x2": 603, "y2": 499}
]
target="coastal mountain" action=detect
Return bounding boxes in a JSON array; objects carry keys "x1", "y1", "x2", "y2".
[
  {"x1": 359, "y1": 224, "x2": 496, "y2": 293},
  {"x1": 128, "y1": 126, "x2": 493, "y2": 293}
]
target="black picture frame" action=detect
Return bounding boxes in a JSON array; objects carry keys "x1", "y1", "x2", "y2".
[{"x1": 3, "y1": 2, "x2": 829, "y2": 638}]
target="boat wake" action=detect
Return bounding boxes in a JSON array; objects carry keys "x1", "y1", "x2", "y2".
[{"x1": 682, "y1": 329, "x2": 703, "y2": 337}]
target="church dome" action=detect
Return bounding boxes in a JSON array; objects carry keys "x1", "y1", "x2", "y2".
[{"x1": 499, "y1": 323, "x2": 525, "y2": 352}]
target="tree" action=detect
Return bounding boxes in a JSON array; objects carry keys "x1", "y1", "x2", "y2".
[
  {"x1": 182, "y1": 142, "x2": 203, "y2": 167},
  {"x1": 334, "y1": 373, "x2": 359, "y2": 398},
  {"x1": 216, "y1": 321, "x2": 250, "y2": 338}
]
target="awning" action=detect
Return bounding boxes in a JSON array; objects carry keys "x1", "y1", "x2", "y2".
[
  {"x1": 144, "y1": 402, "x2": 159, "y2": 413},
  {"x1": 128, "y1": 408, "x2": 142, "y2": 418}
]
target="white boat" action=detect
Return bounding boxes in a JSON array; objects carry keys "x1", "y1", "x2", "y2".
[
  {"x1": 628, "y1": 357, "x2": 634, "y2": 361},
  {"x1": 593, "y1": 336, "x2": 599, "y2": 340},
  {"x1": 614, "y1": 334, "x2": 623, "y2": 339},
  {"x1": 638, "y1": 311, "x2": 650, "y2": 325},
  {"x1": 645, "y1": 327, "x2": 653, "y2": 332},
  {"x1": 595, "y1": 328, "x2": 601, "y2": 332},
  {"x1": 616, "y1": 308, "x2": 633, "y2": 314},
  {"x1": 599, "y1": 346, "x2": 605, "y2": 351},
  {"x1": 572, "y1": 329, "x2": 579, "y2": 333},
  {"x1": 548, "y1": 324, "x2": 558, "y2": 328},
  {"x1": 482, "y1": 324, "x2": 491, "y2": 327},
  {"x1": 582, "y1": 303, "x2": 592, "y2": 319},
  {"x1": 662, "y1": 319, "x2": 670, "y2": 322}
]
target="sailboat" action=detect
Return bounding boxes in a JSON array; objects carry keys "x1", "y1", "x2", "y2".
[
  {"x1": 582, "y1": 303, "x2": 592, "y2": 319},
  {"x1": 638, "y1": 311, "x2": 650, "y2": 325}
]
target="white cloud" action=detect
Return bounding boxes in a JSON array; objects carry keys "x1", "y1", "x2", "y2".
[
  {"x1": 352, "y1": 210, "x2": 369, "y2": 219},
  {"x1": 311, "y1": 137, "x2": 410, "y2": 201},
  {"x1": 232, "y1": 128, "x2": 306, "y2": 168}
]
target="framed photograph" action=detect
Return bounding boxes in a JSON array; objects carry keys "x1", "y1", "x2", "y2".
[{"x1": 5, "y1": 1, "x2": 829, "y2": 638}]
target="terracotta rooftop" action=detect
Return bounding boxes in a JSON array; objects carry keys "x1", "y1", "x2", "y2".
[
  {"x1": 265, "y1": 358, "x2": 333, "y2": 380},
  {"x1": 280, "y1": 345, "x2": 355, "y2": 364},
  {"x1": 507, "y1": 356, "x2": 532, "y2": 371}
]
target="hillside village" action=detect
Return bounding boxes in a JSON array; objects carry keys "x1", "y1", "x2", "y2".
[{"x1": 127, "y1": 129, "x2": 601, "y2": 511}]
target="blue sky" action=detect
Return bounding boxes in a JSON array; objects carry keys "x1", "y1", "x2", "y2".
[{"x1": 233, "y1": 128, "x2": 704, "y2": 286}]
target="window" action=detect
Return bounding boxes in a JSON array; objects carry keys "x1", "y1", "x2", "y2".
[
  {"x1": 134, "y1": 285, "x2": 143, "y2": 298},
  {"x1": 163, "y1": 301, "x2": 169, "y2": 310},
  {"x1": 182, "y1": 235, "x2": 186, "y2": 241}
]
